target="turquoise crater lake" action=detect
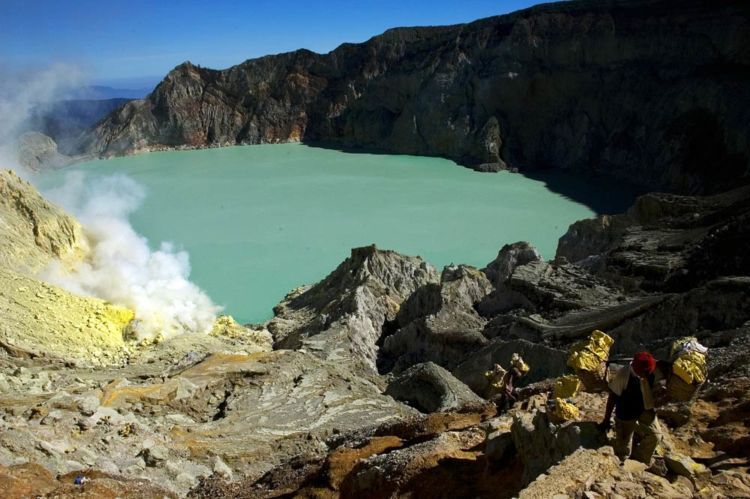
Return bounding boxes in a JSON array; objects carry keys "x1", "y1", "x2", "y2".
[{"x1": 40, "y1": 144, "x2": 638, "y2": 324}]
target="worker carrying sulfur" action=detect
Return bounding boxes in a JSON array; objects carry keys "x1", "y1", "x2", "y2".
[
  {"x1": 599, "y1": 351, "x2": 662, "y2": 464},
  {"x1": 485, "y1": 353, "x2": 529, "y2": 412}
]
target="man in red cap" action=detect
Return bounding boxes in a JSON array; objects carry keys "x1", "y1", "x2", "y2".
[{"x1": 599, "y1": 351, "x2": 660, "y2": 463}]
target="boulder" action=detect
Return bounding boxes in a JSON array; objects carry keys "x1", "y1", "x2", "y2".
[
  {"x1": 511, "y1": 410, "x2": 606, "y2": 484},
  {"x1": 142, "y1": 445, "x2": 169, "y2": 467},
  {"x1": 482, "y1": 242, "x2": 542, "y2": 288},
  {"x1": 385, "y1": 362, "x2": 487, "y2": 413},
  {"x1": 75, "y1": 395, "x2": 101, "y2": 417},
  {"x1": 664, "y1": 454, "x2": 710, "y2": 483}
]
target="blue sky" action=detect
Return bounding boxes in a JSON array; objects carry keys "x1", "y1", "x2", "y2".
[{"x1": 2, "y1": 0, "x2": 541, "y2": 87}]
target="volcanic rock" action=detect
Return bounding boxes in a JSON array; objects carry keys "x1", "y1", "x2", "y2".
[
  {"x1": 519, "y1": 447, "x2": 694, "y2": 499},
  {"x1": 379, "y1": 264, "x2": 492, "y2": 373},
  {"x1": 483, "y1": 242, "x2": 543, "y2": 288},
  {"x1": 268, "y1": 244, "x2": 438, "y2": 371},
  {"x1": 511, "y1": 409, "x2": 606, "y2": 484},
  {"x1": 557, "y1": 185, "x2": 750, "y2": 291},
  {"x1": 384, "y1": 362, "x2": 487, "y2": 413}
]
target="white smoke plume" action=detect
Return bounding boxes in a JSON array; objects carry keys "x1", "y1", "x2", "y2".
[
  {"x1": 41, "y1": 170, "x2": 222, "y2": 340},
  {"x1": 1, "y1": 63, "x2": 220, "y2": 339},
  {"x1": 0, "y1": 63, "x2": 85, "y2": 170}
]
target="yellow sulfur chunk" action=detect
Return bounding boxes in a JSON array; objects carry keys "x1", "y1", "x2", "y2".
[
  {"x1": 672, "y1": 351, "x2": 707, "y2": 384},
  {"x1": 549, "y1": 398, "x2": 580, "y2": 423},
  {"x1": 553, "y1": 375, "x2": 582, "y2": 399}
]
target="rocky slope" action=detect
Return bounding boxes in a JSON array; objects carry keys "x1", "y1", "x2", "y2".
[
  {"x1": 0, "y1": 169, "x2": 85, "y2": 273},
  {"x1": 80, "y1": 0, "x2": 750, "y2": 193},
  {"x1": 192, "y1": 184, "x2": 750, "y2": 497},
  {"x1": 0, "y1": 166, "x2": 748, "y2": 497},
  {"x1": 15, "y1": 132, "x2": 79, "y2": 172},
  {"x1": 0, "y1": 175, "x2": 419, "y2": 495}
]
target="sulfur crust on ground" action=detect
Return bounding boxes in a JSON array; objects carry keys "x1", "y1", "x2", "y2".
[
  {"x1": 0, "y1": 266, "x2": 134, "y2": 365},
  {"x1": 0, "y1": 169, "x2": 144, "y2": 365}
]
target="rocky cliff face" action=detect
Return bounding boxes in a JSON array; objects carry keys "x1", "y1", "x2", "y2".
[{"x1": 82, "y1": 0, "x2": 750, "y2": 193}]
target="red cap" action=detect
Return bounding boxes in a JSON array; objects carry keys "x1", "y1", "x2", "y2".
[{"x1": 632, "y1": 351, "x2": 656, "y2": 377}]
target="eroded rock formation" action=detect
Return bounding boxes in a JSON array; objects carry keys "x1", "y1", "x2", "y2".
[{"x1": 268, "y1": 244, "x2": 438, "y2": 371}]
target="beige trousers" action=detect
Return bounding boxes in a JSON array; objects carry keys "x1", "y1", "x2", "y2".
[{"x1": 614, "y1": 410, "x2": 660, "y2": 464}]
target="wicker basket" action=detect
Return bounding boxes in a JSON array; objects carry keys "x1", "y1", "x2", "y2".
[
  {"x1": 667, "y1": 374, "x2": 700, "y2": 402},
  {"x1": 576, "y1": 362, "x2": 609, "y2": 392}
]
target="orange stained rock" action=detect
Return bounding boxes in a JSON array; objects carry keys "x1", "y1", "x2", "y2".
[
  {"x1": 690, "y1": 399, "x2": 721, "y2": 423},
  {"x1": 179, "y1": 351, "x2": 274, "y2": 378},
  {"x1": 421, "y1": 406, "x2": 494, "y2": 435},
  {"x1": 101, "y1": 379, "x2": 179, "y2": 408},
  {"x1": 0, "y1": 463, "x2": 176, "y2": 499},
  {"x1": 0, "y1": 463, "x2": 57, "y2": 498},
  {"x1": 168, "y1": 425, "x2": 222, "y2": 457},
  {"x1": 326, "y1": 436, "x2": 404, "y2": 489}
]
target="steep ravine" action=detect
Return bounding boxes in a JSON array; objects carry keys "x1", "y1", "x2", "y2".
[{"x1": 80, "y1": 0, "x2": 750, "y2": 194}]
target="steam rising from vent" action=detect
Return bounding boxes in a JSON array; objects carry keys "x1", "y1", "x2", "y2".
[{"x1": 41, "y1": 171, "x2": 222, "y2": 340}]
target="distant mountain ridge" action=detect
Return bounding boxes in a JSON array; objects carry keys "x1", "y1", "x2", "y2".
[{"x1": 80, "y1": 0, "x2": 749, "y2": 194}]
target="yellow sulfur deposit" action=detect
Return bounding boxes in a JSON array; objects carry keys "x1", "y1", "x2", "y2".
[
  {"x1": 568, "y1": 349, "x2": 603, "y2": 372},
  {"x1": 549, "y1": 398, "x2": 580, "y2": 423},
  {"x1": 553, "y1": 375, "x2": 582, "y2": 399},
  {"x1": 672, "y1": 351, "x2": 707, "y2": 384},
  {"x1": 0, "y1": 267, "x2": 134, "y2": 365},
  {"x1": 567, "y1": 330, "x2": 614, "y2": 372},
  {"x1": 209, "y1": 315, "x2": 274, "y2": 352},
  {"x1": 211, "y1": 315, "x2": 249, "y2": 337},
  {"x1": 102, "y1": 305, "x2": 136, "y2": 327},
  {"x1": 670, "y1": 336, "x2": 707, "y2": 359}
]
